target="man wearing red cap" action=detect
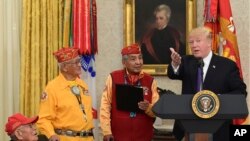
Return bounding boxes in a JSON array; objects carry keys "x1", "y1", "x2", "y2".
[
  {"x1": 37, "y1": 47, "x2": 94, "y2": 141},
  {"x1": 5, "y1": 113, "x2": 39, "y2": 141},
  {"x1": 100, "y1": 43, "x2": 159, "y2": 141}
]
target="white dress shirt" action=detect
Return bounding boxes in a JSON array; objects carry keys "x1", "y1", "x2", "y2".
[{"x1": 202, "y1": 51, "x2": 213, "y2": 81}]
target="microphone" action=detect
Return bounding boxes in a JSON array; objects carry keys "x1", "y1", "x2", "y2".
[
  {"x1": 197, "y1": 59, "x2": 204, "y2": 68},
  {"x1": 157, "y1": 87, "x2": 176, "y2": 96}
]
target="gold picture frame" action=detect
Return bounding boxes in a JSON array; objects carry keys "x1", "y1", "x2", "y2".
[{"x1": 124, "y1": 0, "x2": 197, "y2": 75}]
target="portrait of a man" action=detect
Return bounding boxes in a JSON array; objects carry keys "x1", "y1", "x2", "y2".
[{"x1": 135, "y1": 0, "x2": 186, "y2": 64}]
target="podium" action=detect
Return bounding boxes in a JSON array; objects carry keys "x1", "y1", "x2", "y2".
[{"x1": 152, "y1": 94, "x2": 249, "y2": 141}]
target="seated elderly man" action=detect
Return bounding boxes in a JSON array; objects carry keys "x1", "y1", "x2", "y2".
[{"x1": 5, "y1": 113, "x2": 48, "y2": 141}]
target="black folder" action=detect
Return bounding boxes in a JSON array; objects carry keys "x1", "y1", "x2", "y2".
[{"x1": 115, "y1": 84, "x2": 144, "y2": 112}]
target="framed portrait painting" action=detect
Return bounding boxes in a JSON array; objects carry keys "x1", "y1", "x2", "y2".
[{"x1": 124, "y1": 0, "x2": 197, "y2": 75}]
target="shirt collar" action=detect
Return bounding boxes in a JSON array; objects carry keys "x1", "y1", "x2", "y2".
[
  {"x1": 125, "y1": 69, "x2": 144, "y2": 79},
  {"x1": 203, "y1": 51, "x2": 213, "y2": 66},
  {"x1": 58, "y1": 73, "x2": 86, "y2": 89}
]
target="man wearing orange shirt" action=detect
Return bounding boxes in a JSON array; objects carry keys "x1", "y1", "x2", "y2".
[
  {"x1": 100, "y1": 44, "x2": 159, "y2": 141},
  {"x1": 37, "y1": 47, "x2": 94, "y2": 141}
]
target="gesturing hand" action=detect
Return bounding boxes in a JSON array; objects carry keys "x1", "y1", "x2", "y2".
[
  {"x1": 103, "y1": 134, "x2": 114, "y2": 141},
  {"x1": 49, "y1": 135, "x2": 60, "y2": 141},
  {"x1": 170, "y1": 48, "x2": 181, "y2": 68}
]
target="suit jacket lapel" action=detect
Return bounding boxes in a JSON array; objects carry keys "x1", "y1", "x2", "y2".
[
  {"x1": 203, "y1": 54, "x2": 217, "y2": 88},
  {"x1": 190, "y1": 57, "x2": 198, "y2": 92}
]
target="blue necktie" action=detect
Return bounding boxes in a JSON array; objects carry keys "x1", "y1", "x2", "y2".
[{"x1": 196, "y1": 60, "x2": 204, "y2": 92}]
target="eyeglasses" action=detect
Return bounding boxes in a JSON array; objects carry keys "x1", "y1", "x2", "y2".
[
  {"x1": 64, "y1": 58, "x2": 81, "y2": 66},
  {"x1": 17, "y1": 123, "x2": 36, "y2": 130}
]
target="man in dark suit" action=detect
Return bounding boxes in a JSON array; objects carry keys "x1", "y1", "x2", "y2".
[{"x1": 167, "y1": 26, "x2": 247, "y2": 141}]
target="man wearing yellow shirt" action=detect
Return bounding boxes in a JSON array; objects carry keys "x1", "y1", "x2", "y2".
[
  {"x1": 37, "y1": 47, "x2": 94, "y2": 141},
  {"x1": 100, "y1": 43, "x2": 159, "y2": 141}
]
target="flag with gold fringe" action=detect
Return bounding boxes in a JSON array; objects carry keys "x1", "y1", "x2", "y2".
[
  {"x1": 71, "y1": 0, "x2": 98, "y2": 114},
  {"x1": 204, "y1": 0, "x2": 248, "y2": 125},
  {"x1": 70, "y1": 0, "x2": 99, "y2": 139}
]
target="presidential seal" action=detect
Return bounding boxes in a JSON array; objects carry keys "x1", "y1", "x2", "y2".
[{"x1": 192, "y1": 90, "x2": 220, "y2": 119}]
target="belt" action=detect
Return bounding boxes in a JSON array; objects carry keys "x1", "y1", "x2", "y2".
[{"x1": 55, "y1": 129, "x2": 93, "y2": 137}]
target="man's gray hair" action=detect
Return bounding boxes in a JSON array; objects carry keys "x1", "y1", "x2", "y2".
[
  {"x1": 58, "y1": 62, "x2": 65, "y2": 70},
  {"x1": 10, "y1": 133, "x2": 18, "y2": 141},
  {"x1": 154, "y1": 4, "x2": 171, "y2": 20},
  {"x1": 122, "y1": 55, "x2": 129, "y2": 61}
]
